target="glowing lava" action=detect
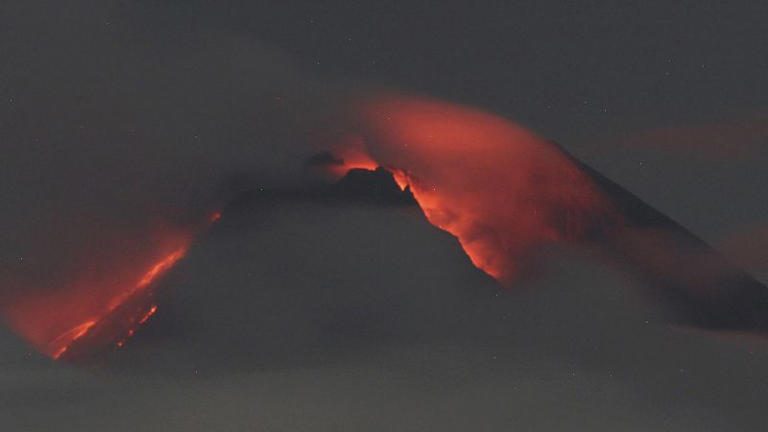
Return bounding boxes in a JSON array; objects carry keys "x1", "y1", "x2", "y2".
[
  {"x1": 115, "y1": 304, "x2": 158, "y2": 350},
  {"x1": 47, "y1": 247, "x2": 188, "y2": 360},
  {"x1": 343, "y1": 94, "x2": 621, "y2": 281},
  {"x1": 50, "y1": 319, "x2": 97, "y2": 359},
  {"x1": 3, "y1": 211, "x2": 225, "y2": 361},
  {"x1": 138, "y1": 305, "x2": 158, "y2": 325},
  {"x1": 136, "y1": 249, "x2": 186, "y2": 290}
]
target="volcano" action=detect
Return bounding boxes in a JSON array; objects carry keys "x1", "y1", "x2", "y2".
[
  {"x1": 4, "y1": 95, "x2": 767, "y2": 363},
  {"x1": 556, "y1": 142, "x2": 768, "y2": 330},
  {"x1": 67, "y1": 161, "x2": 768, "y2": 364},
  {"x1": 325, "y1": 162, "x2": 768, "y2": 332}
]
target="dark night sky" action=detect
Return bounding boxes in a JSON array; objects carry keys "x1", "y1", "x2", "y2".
[
  {"x1": 132, "y1": 2, "x2": 768, "y2": 129},
  {"x1": 1, "y1": 1, "x2": 768, "y2": 430}
]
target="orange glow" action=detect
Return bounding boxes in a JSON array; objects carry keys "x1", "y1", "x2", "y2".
[
  {"x1": 1, "y1": 94, "x2": 622, "y2": 361},
  {"x1": 114, "y1": 305, "x2": 158, "y2": 351},
  {"x1": 349, "y1": 94, "x2": 620, "y2": 282},
  {"x1": 2, "y1": 209, "x2": 226, "y2": 360},
  {"x1": 43, "y1": 248, "x2": 185, "y2": 359},
  {"x1": 3, "y1": 230, "x2": 195, "y2": 360},
  {"x1": 138, "y1": 305, "x2": 158, "y2": 325},
  {"x1": 50, "y1": 319, "x2": 97, "y2": 359},
  {"x1": 136, "y1": 249, "x2": 186, "y2": 290},
  {"x1": 320, "y1": 134, "x2": 380, "y2": 179}
]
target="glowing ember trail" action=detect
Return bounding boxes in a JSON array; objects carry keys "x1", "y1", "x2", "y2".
[
  {"x1": 3, "y1": 211, "x2": 224, "y2": 361},
  {"x1": 339, "y1": 94, "x2": 622, "y2": 282},
  {"x1": 138, "y1": 305, "x2": 159, "y2": 325},
  {"x1": 115, "y1": 304, "x2": 159, "y2": 350},
  {"x1": 50, "y1": 320, "x2": 97, "y2": 359},
  {"x1": 136, "y1": 249, "x2": 186, "y2": 290},
  {"x1": 47, "y1": 248, "x2": 188, "y2": 359}
]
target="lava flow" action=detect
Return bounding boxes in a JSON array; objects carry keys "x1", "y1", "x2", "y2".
[
  {"x1": 49, "y1": 247, "x2": 187, "y2": 360},
  {"x1": 334, "y1": 94, "x2": 621, "y2": 282},
  {"x1": 3, "y1": 211, "x2": 223, "y2": 361}
]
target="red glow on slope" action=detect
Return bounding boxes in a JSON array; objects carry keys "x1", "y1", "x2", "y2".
[
  {"x1": 1, "y1": 210, "x2": 226, "y2": 360},
  {"x1": 321, "y1": 135, "x2": 380, "y2": 178},
  {"x1": 348, "y1": 95, "x2": 619, "y2": 282},
  {"x1": 41, "y1": 247, "x2": 188, "y2": 359},
  {"x1": 138, "y1": 305, "x2": 158, "y2": 325},
  {"x1": 50, "y1": 319, "x2": 97, "y2": 359},
  {"x1": 115, "y1": 304, "x2": 159, "y2": 350},
  {"x1": 136, "y1": 249, "x2": 186, "y2": 290}
]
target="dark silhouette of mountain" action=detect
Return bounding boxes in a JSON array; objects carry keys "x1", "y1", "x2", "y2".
[
  {"x1": 61, "y1": 155, "x2": 768, "y2": 363},
  {"x1": 332, "y1": 167, "x2": 417, "y2": 206},
  {"x1": 550, "y1": 141, "x2": 768, "y2": 332}
]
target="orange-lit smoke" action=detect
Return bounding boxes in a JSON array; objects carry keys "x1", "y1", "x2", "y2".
[{"x1": 341, "y1": 95, "x2": 620, "y2": 281}]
